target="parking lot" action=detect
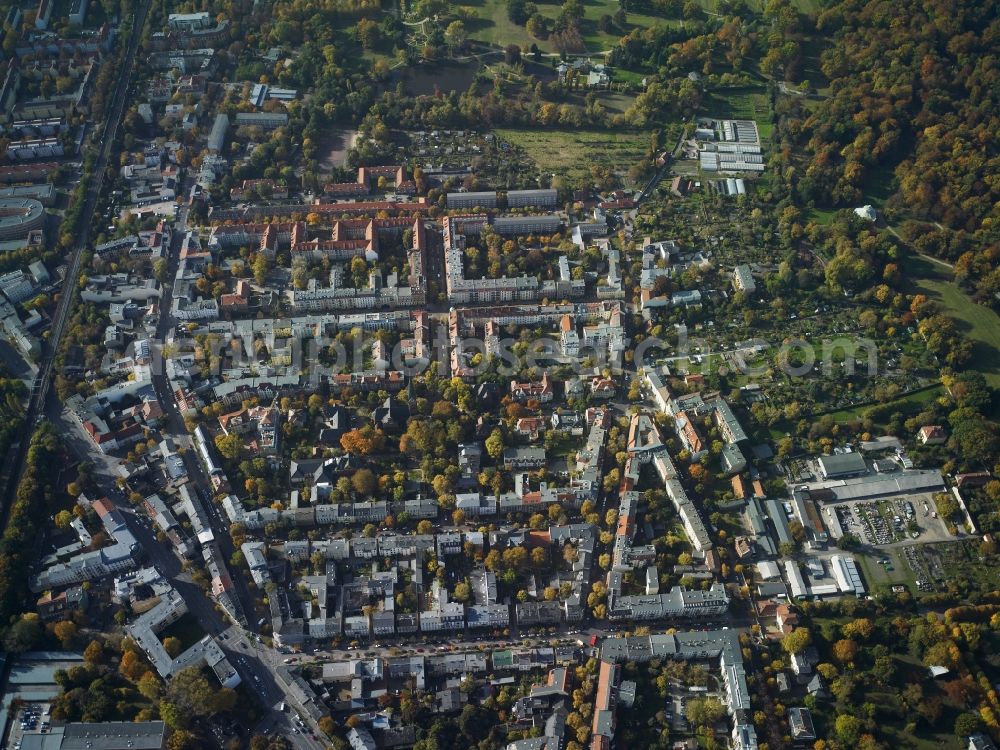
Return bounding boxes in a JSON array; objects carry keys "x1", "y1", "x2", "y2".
[
  {"x1": 830, "y1": 493, "x2": 954, "y2": 546},
  {"x1": 5, "y1": 702, "x2": 52, "y2": 749}
]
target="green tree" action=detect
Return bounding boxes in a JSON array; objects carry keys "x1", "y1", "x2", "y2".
[
  {"x1": 834, "y1": 714, "x2": 862, "y2": 746},
  {"x1": 165, "y1": 667, "x2": 216, "y2": 720},
  {"x1": 351, "y1": 468, "x2": 377, "y2": 496},
  {"x1": 781, "y1": 627, "x2": 812, "y2": 655},
  {"x1": 685, "y1": 696, "x2": 726, "y2": 729},
  {"x1": 454, "y1": 582, "x2": 471, "y2": 602},
  {"x1": 214, "y1": 433, "x2": 243, "y2": 460},
  {"x1": 252, "y1": 253, "x2": 270, "y2": 285},
  {"x1": 485, "y1": 429, "x2": 504, "y2": 462},
  {"x1": 445, "y1": 20, "x2": 467, "y2": 49},
  {"x1": 4, "y1": 614, "x2": 43, "y2": 653},
  {"x1": 138, "y1": 671, "x2": 162, "y2": 701}
]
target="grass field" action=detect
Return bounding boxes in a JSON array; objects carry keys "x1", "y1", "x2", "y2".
[
  {"x1": 461, "y1": 0, "x2": 824, "y2": 52},
  {"x1": 464, "y1": 0, "x2": 677, "y2": 53},
  {"x1": 863, "y1": 164, "x2": 896, "y2": 207},
  {"x1": 702, "y1": 86, "x2": 773, "y2": 143},
  {"x1": 805, "y1": 206, "x2": 839, "y2": 225},
  {"x1": 858, "y1": 549, "x2": 915, "y2": 592},
  {"x1": 494, "y1": 127, "x2": 649, "y2": 184},
  {"x1": 821, "y1": 385, "x2": 945, "y2": 425},
  {"x1": 907, "y1": 254, "x2": 1000, "y2": 389}
]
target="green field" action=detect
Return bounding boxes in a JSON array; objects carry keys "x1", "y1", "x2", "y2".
[
  {"x1": 805, "y1": 206, "x2": 839, "y2": 225},
  {"x1": 821, "y1": 385, "x2": 945, "y2": 425},
  {"x1": 702, "y1": 87, "x2": 773, "y2": 144},
  {"x1": 863, "y1": 164, "x2": 896, "y2": 207},
  {"x1": 494, "y1": 127, "x2": 649, "y2": 185},
  {"x1": 463, "y1": 0, "x2": 823, "y2": 52},
  {"x1": 463, "y1": 0, "x2": 677, "y2": 53},
  {"x1": 907, "y1": 254, "x2": 1000, "y2": 389},
  {"x1": 857, "y1": 549, "x2": 916, "y2": 592}
]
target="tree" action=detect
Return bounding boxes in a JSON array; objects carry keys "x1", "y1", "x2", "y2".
[
  {"x1": 4, "y1": 614, "x2": 43, "y2": 653},
  {"x1": 781, "y1": 627, "x2": 812, "y2": 655},
  {"x1": 685, "y1": 697, "x2": 726, "y2": 729},
  {"x1": 444, "y1": 20, "x2": 467, "y2": 49},
  {"x1": 417, "y1": 519, "x2": 433, "y2": 535},
  {"x1": 167, "y1": 729, "x2": 199, "y2": 750},
  {"x1": 83, "y1": 640, "x2": 104, "y2": 665},
  {"x1": 507, "y1": 0, "x2": 530, "y2": 24},
  {"x1": 340, "y1": 427, "x2": 386, "y2": 455},
  {"x1": 351, "y1": 468, "x2": 376, "y2": 497},
  {"x1": 138, "y1": 671, "x2": 162, "y2": 701},
  {"x1": 834, "y1": 714, "x2": 862, "y2": 746},
  {"x1": 53, "y1": 621, "x2": 78, "y2": 649},
  {"x1": 454, "y1": 582, "x2": 471, "y2": 602},
  {"x1": 159, "y1": 701, "x2": 187, "y2": 730},
  {"x1": 955, "y1": 712, "x2": 983, "y2": 738},
  {"x1": 316, "y1": 717, "x2": 336, "y2": 739},
  {"x1": 119, "y1": 649, "x2": 147, "y2": 682},
  {"x1": 163, "y1": 636, "x2": 183, "y2": 658},
  {"x1": 252, "y1": 253, "x2": 270, "y2": 285},
  {"x1": 215, "y1": 433, "x2": 243, "y2": 460},
  {"x1": 165, "y1": 667, "x2": 216, "y2": 719},
  {"x1": 527, "y1": 13, "x2": 545, "y2": 38},
  {"x1": 841, "y1": 618, "x2": 875, "y2": 640},
  {"x1": 356, "y1": 18, "x2": 379, "y2": 49},
  {"x1": 211, "y1": 687, "x2": 238, "y2": 713},
  {"x1": 832, "y1": 639, "x2": 858, "y2": 665},
  {"x1": 154, "y1": 258, "x2": 169, "y2": 283},
  {"x1": 485, "y1": 429, "x2": 504, "y2": 462}
]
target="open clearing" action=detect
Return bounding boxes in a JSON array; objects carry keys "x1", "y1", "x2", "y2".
[
  {"x1": 463, "y1": 0, "x2": 820, "y2": 52},
  {"x1": 494, "y1": 127, "x2": 648, "y2": 185},
  {"x1": 464, "y1": 0, "x2": 678, "y2": 53},
  {"x1": 907, "y1": 254, "x2": 1000, "y2": 389},
  {"x1": 821, "y1": 385, "x2": 944, "y2": 425}
]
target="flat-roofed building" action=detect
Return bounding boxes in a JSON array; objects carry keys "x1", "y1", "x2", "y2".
[
  {"x1": 507, "y1": 188, "x2": 557, "y2": 208},
  {"x1": 817, "y1": 453, "x2": 868, "y2": 479},
  {"x1": 446, "y1": 191, "x2": 497, "y2": 209}
]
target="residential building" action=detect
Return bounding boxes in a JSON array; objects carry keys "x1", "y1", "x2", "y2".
[{"x1": 733, "y1": 264, "x2": 756, "y2": 294}]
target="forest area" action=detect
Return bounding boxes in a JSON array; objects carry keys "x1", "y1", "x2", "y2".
[{"x1": 771, "y1": 0, "x2": 1000, "y2": 306}]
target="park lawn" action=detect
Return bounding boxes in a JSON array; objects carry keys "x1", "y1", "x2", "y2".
[
  {"x1": 614, "y1": 68, "x2": 647, "y2": 85},
  {"x1": 906, "y1": 255, "x2": 1000, "y2": 390},
  {"x1": 821, "y1": 384, "x2": 944, "y2": 425},
  {"x1": 863, "y1": 163, "x2": 896, "y2": 207},
  {"x1": 463, "y1": 0, "x2": 549, "y2": 50},
  {"x1": 494, "y1": 127, "x2": 649, "y2": 185},
  {"x1": 805, "y1": 206, "x2": 838, "y2": 224},
  {"x1": 598, "y1": 91, "x2": 637, "y2": 114},
  {"x1": 464, "y1": 0, "x2": 676, "y2": 52},
  {"x1": 704, "y1": 87, "x2": 770, "y2": 120}
]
